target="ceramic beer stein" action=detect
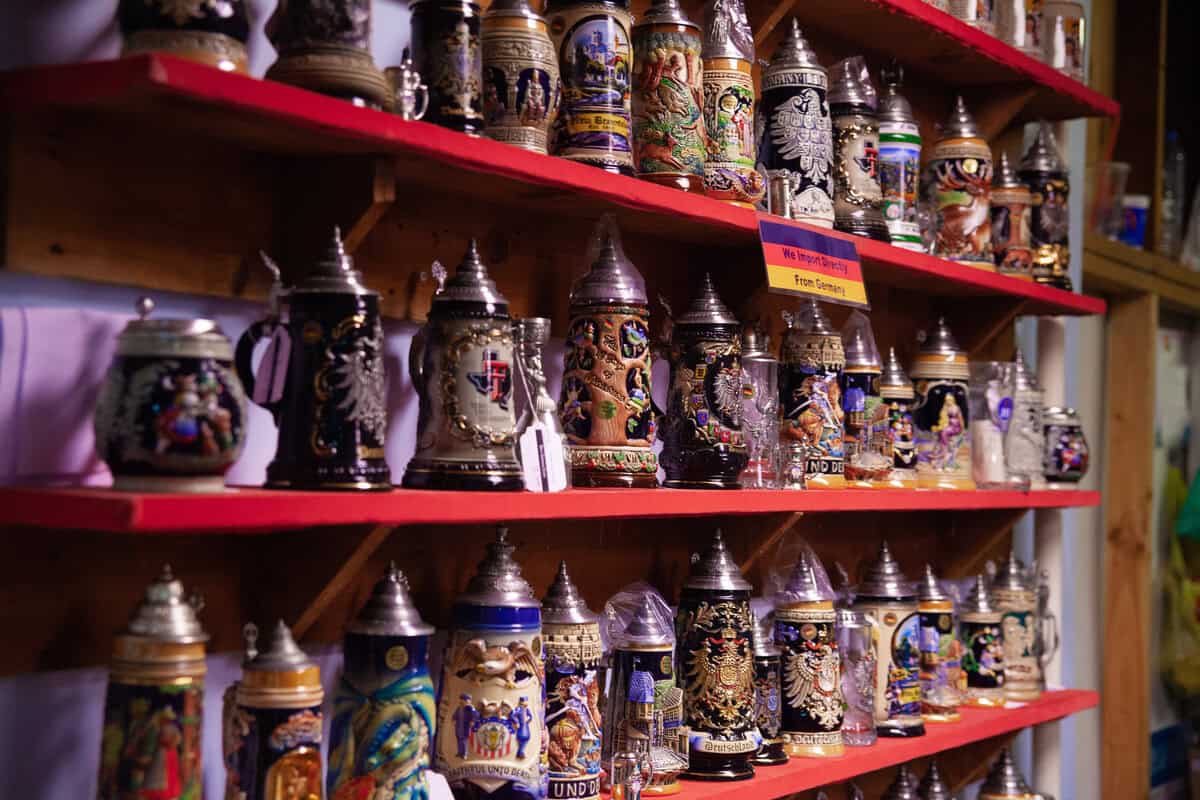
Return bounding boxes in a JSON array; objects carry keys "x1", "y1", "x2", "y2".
[
  {"x1": 482, "y1": 0, "x2": 561, "y2": 153},
  {"x1": 960, "y1": 575, "x2": 1005, "y2": 707},
  {"x1": 828, "y1": 57, "x2": 890, "y2": 242},
  {"x1": 1019, "y1": 123, "x2": 1072, "y2": 290},
  {"x1": 660, "y1": 275, "x2": 747, "y2": 488},
  {"x1": 675, "y1": 531, "x2": 759, "y2": 779},
  {"x1": 436, "y1": 527, "x2": 546, "y2": 800},
  {"x1": 412, "y1": 0, "x2": 486, "y2": 133},
  {"x1": 631, "y1": 0, "x2": 706, "y2": 192},
  {"x1": 877, "y1": 65, "x2": 924, "y2": 251},
  {"x1": 602, "y1": 594, "x2": 688, "y2": 796},
  {"x1": 562, "y1": 216, "x2": 657, "y2": 486},
  {"x1": 266, "y1": 0, "x2": 392, "y2": 109},
  {"x1": 991, "y1": 550, "x2": 1041, "y2": 702},
  {"x1": 404, "y1": 241, "x2": 523, "y2": 490},
  {"x1": 779, "y1": 300, "x2": 846, "y2": 488},
  {"x1": 1043, "y1": 406, "x2": 1088, "y2": 484},
  {"x1": 851, "y1": 542, "x2": 924, "y2": 738},
  {"x1": 990, "y1": 152, "x2": 1035, "y2": 279},
  {"x1": 910, "y1": 318, "x2": 974, "y2": 490},
  {"x1": 224, "y1": 621, "x2": 324, "y2": 800},
  {"x1": 700, "y1": 0, "x2": 764, "y2": 207},
  {"x1": 917, "y1": 565, "x2": 964, "y2": 723},
  {"x1": 327, "y1": 564, "x2": 437, "y2": 800},
  {"x1": 751, "y1": 611, "x2": 787, "y2": 766},
  {"x1": 118, "y1": 0, "x2": 250, "y2": 72},
  {"x1": 98, "y1": 566, "x2": 207, "y2": 800},
  {"x1": 237, "y1": 229, "x2": 391, "y2": 490},
  {"x1": 542, "y1": 562, "x2": 604, "y2": 800},
  {"x1": 879, "y1": 347, "x2": 918, "y2": 488},
  {"x1": 757, "y1": 21, "x2": 835, "y2": 228},
  {"x1": 775, "y1": 553, "x2": 843, "y2": 758},
  {"x1": 545, "y1": 0, "x2": 634, "y2": 173},
  {"x1": 95, "y1": 297, "x2": 247, "y2": 492},
  {"x1": 925, "y1": 97, "x2": 993, "y2": 269},
  {"x1": 841, "y1": 317, "x2": 889, "y2": 488}
]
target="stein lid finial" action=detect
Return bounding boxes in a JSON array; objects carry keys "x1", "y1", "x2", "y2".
[
  {"x1": 685, "y1": 529, "x2": 752, "y2": 591},
  {"x1": 882, "y1": 763, "x2": 922, "y2": 800},
  {"x1": 676, "y1": 274, "x2": 739, "y2": 326},
  {"x1": 994, "y1": 151, "x2": 1025, "y2": 189},
  {"x1": 961, "y1": 573, "x2": 999, "y2": 614},
  {"x1": 917, "y1": 317, "x2": 965, "y2": 357},
  {"x1": 437, "y1": 238, "x2": 509, "y2": 308},
  {"x1": 702, "y1": 0, "x2": 753, "y2": 60},
  {"x1": 458, "y1": 525, "x2": 540, "y2": 609},
  {"x1": 243, "y1": 619, "x2": 314, "y2": 672},
  {"x1": 542, "y1": 560, "x2": 599, "y2": 624},
  {"x1": 856, "y1": 540, "x2": 916, "y2": 601},
  {"x1": 622, "y1": 594, "x2": 675, "y2": 647},
  {"x1": 641, "y1": 0, "x2": 700, "y2": 30},
  {"x1": 829, "y1": 56, "x2": 877, "y2": 110},
  {"x1": 939, "y1": 95, "x2": 981, "y2": 141},
  {"x1": 766, "y1": 19, "x2": 823, "y2": 72},
  {"x1": 347, "y1": 561, "x2": 435, "y2": 636},
  {"x1": 879, "y1": 346, "x2": 915, "y2": 398},
  {"x1": 980, "y1": 748, "x2": 1034, "y2": 796},
  {"x1": 1011, "y1": 348, "x2": 1039, "y2": 391},
  {"x1": 1020, "y1": 120, "x2": 1065, "y2": 174},
  {"x1": 571, "y1": 215, "x2": 647, "y2": 306},
  {"x1": 992, "y1": 546, "x2": 1032, "y2": 592},
  {"x1": 124, "y1": 564, "x2": 209, "y2": 644},
  {"x1": 780, "y1": 550, "x2": 829, "y2": 603},
  {"x1": 878, "y1": 61, "x2": 916, "y2": 125},
  {"x1": 917, "y1": 758, "x2": 954, "y2": 800},
  {"x1": 295, "y1": 226, "x2": 375, "y2": 296},
  {"x1": 918, "y1": 563, "x2": 951, "y2": 602}
]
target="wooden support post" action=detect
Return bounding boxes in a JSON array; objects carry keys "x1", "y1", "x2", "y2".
[
  {"x1": 1101, "y1": 292, "x2": 1157, "y2": 800},
  {"x1": 740, "y1": 511, "x2": 803, "y2": 573},
  {"x1": 753, "y1": 0, "x2": 798, "y2": 48},
  {"x1": 293, "y1": 523, "x2": 395, "y2": 638}
]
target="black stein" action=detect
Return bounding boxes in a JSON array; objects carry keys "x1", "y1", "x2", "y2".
[{"x1": 236, "y1": 228, "x2": 391, "y2": 490}]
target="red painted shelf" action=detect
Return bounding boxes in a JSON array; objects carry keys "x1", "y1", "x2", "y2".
[
  {"x1": 0, "y1": 55, "x2": 1105, "y2": 317},
  {"x1": 0, "y1": 486, "x2": 1100, "y2": 533},
  {"x1": 680, "y1": 689, "x2": 1098, "y2": 798}
]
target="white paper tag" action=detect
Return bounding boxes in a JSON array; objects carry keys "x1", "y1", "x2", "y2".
[
  {"x1": 253, "y1": 326, "x2": 291, "y2": 406},
  {"x1": 519, "y1": 423, "x2": 568, "y2": 493}
]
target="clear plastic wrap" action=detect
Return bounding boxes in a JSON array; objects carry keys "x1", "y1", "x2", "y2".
[
  {"x1": 763, "y1": 533, "x2": 837, "y2": 603},
  {"x1": 601, "y1": 582, "x2": 676, "y2": 654}
]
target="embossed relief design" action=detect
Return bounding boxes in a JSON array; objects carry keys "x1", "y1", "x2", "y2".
[
  {"x1": 631, "y1": 29, "x2": 706, "y2": 178},
  {"x1": 551, "y1": 9, "x2": 633, "y2": 163},
  {"x1": 561, "y1": 310, "x2": 655, "y2": 447},
  {"x1": 665, "y1": 340, "x2": 744, "y2": 450},
  {"x1": 775, "y1": 613, "x2": 843, "y2": 732},
  {"x1": 483, "y1": 30, "x2": 561, "y2": 150},
  {"x1": 443, "y1": 325, "x2": 516, "y2": 449},
  {"x1": 312, "y1": 313, "x2": 386, "y2": 458},
  {"x1": 679, "y1": 601, "x2": 755, "y2": 736},
  {"x1": 268, "y1": 0, "x2": 371, "y2": 48},
  {"x1": 834, "y1": 121, "x2": 882, "y2": 207}
]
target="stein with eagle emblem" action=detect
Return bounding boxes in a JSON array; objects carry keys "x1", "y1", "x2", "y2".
[
  {"x1": 675, "y1": 531, "x2": 760, "y2": 780},
  {"x1": 436, "y1": 527, "x2": 547, "y2": 800}
]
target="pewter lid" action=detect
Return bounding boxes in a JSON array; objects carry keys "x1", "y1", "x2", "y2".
[
  {"x1": 992, "y1": 548, "x2": 1032, "y2": 593},
  {"x1": 622, "y1": 594, "x2": 674, "y2": 648},
  {"x1": 702, "y1": 0, "x2": 753, "y2": 60},
  {"x1": 994, "y1": 152, "x2": 1026, "y2": 189},
  {"x1": 828, "y1": 56, "x2": 877, "y2": 110},
  {"x1": 766, "y1": 19, "x2": 824, "y2": 73},
  {"x1": 962, "y1": 574, "x2": 998, "y2": 614},
  {"x1": 124, "y1": 565, "x2": 209, "y2": 644},
  {"x1": 882, "y1": 764, "x2": 921, "y2": 800},
  {"x1": 1019, "y1": 121, "x2": 1065, "y2": 174},
  {"x1": 485, "y1": 0, "x2": 545, "y2": 21},
  {"x1": 457, "y1": 526, "x2": 540, "y2": 608},
  {"x1": 878, "y1": 62, "x2": 916, "y2": 126},
  {"x1": 843, "y1": 328, "x2": 881, "y2": 370},
  {"x1": 117, "y1": 297, "x2": 233, "y2": 360},
  {"x1": 918, "y1": 317, "x2": 965, "y2": 357},
  {"x1": 780, "y1": 551, "x2": 827, "y2": 603},
  {"x1": 784, "y1": 298, "x2": 837, "y2": 336},
  {"x1": 242, "y1": 619, "x2": 314, "y2": 672},
  {"x1": 570, "y1": 217, "x2": 647, "y2": 306},
  {"x1": 676, "y1": 274, "x2": 739, "y2": 326},
  {"x1": 294, "y1": 227, "x2": 376, "y2": 296},
  {"x1": 880, "y1": 347, "x2": 914, "y2": 397},
  {"x1": 436, "y1": 239, "x2": 510, "y2": 309},
  {"x1": 855, "y1": 541, "x2": 916, "y2": 600},
  {"x1": 741, "y1": 327, "x2": 775, "y2": 361},
  {"x1": 917, "y1": 759, "x2": 954, "y2": 800},
  {"x1": 980, "y1": 749, "x2": 1033, "y2": 796},
  {"x1": 938, "y1": 95, "x2": 981, "y2": 141},
  {"x1": 752, "y1": 610, "x2": 781, "y2": 657},
  {"x1": 1043, "y1": 405, "x2": 1079, "y2": 424},
  {"x1": 347, "y1": 562, "x2": 435, "y2": 636},
  {"x1": 639, "y1": 0, "x2": 699, "y2": 30},
  {"x1": 542, "y1": 561, "x2": 599, "y2": 625},
  {"x1": 684, "y1": 529, "x2": 752, "y2": 591},
  {"x1": 918, "y1": 564, "x2": 951, "y2": 602},
  {"x1": 1012, "y1": 348, "x2": 1039, "y2": 392}
]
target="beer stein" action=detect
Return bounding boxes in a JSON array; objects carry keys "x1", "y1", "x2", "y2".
[
  {"x1": 924, "y1": 97, "x2": 993, "y2": 269},
  {"x1": 1007, "y1": 350, "x2": 1046, "y2": 488},
  {"x1": 775, "y1": 553, "x2": 843, "y2": 758},
  {"x1": 841, "y1": 313, "x2": 890, "y2": 487},
  {"x1": 851, "y1": 542, "x2": 924, "y2": 738},
  {"x1": 542, "y1": 562, "x2": 604, "y2": 800},
  {"x1": 95, "y1": 297, "x2": 247, "y2": 492},
  {"x1": 411, "y1": 0, "x2": 485, "y2": 133},
  {"x1": 482, "y1": 0, "x2": 561, "y2": 154},
  {"x1": 224, "y1": 621, "x2": 324, "y2": 800},
  {"x1": 1043, "y1": 406, "x2": 1088, "y2": 484},
  {"x1": 968, "y1": 361, "x2": 1015, "y2": 489},
  {"x1": 436, "y1": 527, "x2": 546, "y2": 800},
  {"x1": 881, "y1": 764, "x2": 921, "y2": 800},
  {"x1": 960, "y1": 575, "x2": 1006, "y2": 707},
  {"x1": 917, "y1": 759, "x2": 955, "y2": 800},
  {"x1": 917, "y1": 565, "x2": 963, "y2": 722},
  {"x1": 910, "y1": 318, "x2": 974, "y2": 490},
  {"x1": 701, "y1": 0, "x2": 763, "y2": 207},
  {"x1": 403, "y1": 241, "x2": 523, "y2": 490},
  {"x1": 1041, "y1": 0, "x2": 1086, "y2": 82},
  {"x1": 879, "y1": 347, "x2": 918, "y2": 488},
  {"x1": 118, "y1": 0, "x2": 249, "y2": 72},
  {"x1": 877, "y1": 65, "x2": 924, "y2": 251},
  {"x1": 236, "y1": 229, "x2": 391, "y2": 490},
  {"x1": 828, "y1": 57, "x2": 890, "y2": 242},
  {"x1": 562, "y1": 216, "x2": 657, "y2": 487},
  {"x1": 631, "y1": 0, "x2": 706, "y2": 192},
  {"x1": 1020, "y1": 123, "x2": 1072, "y2": 290},
  {"x1": 990, "y1": 153, "x2": 1035, "y2": 279},
  {"x1": 327, "y1": 564, "x2": 437, "y2": 800},
  {"x1": 836, "y1": 610, "x2": 876, "y2": 747},
  {"x1": 757, "y1": 21, "x2": 834, "y2": 227},
  {"x1": 992, "y1": 550, "x2": 1040, "y2": 701},
  {"x1": 739, "y1": 328, "x2": 780, "y2": 489},
  {"x1": 751, "y1": 611, "x2": 787, "y2": 766},
  {"x1": 385, "y1": 50, "x2": 431, "y2": 121},
  {"x1": 660, "y1": 275, "x2": 747, "y2": 488},
  {"x1": 98, "y1": 566, "x2": 207, "y2": 800},
  {"x1": 779, "y1": 300, "x2": 846, "y2": 488},
  {"x1": 265, "y1": 0, "x2": 392, "y2": 110}
]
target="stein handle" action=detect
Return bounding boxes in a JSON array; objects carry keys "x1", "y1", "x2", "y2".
[
  {"x1": 235, "y1": 319, "x2": 283, "y2": 418},
  {"x1": 408, "y1": 323, "x2": 428, "y2": 392},
  {"x1": 1040, "y1": 608, "x2": 1060, "y2": 671},
  {"x1": 413, "y1": 82, "x2": 429, "y2": 121}
]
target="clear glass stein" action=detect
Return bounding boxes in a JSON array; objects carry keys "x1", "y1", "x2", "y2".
[
  {"x1": 837, "y1": 609, "x2": 877, "y2": 747},
  {"x1": 740, "y1": 328, "x2": 780, "y2": 488}
]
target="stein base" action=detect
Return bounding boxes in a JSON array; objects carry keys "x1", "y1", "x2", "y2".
[
  {"x1": 638, "y1": 173, "x2": 705, "y2": 193},
  {"x1": 998, "y1": 270, "x2": 1035, "y2": 281},
  {"x1": 1005, "y1": 687, "x2": 1043, "y2": 702},
  {"x1": 917, "y1": 475, "x2": 977, "y2": 490},
  {"x1": 681, "y1": 763, "x2": 754, "y2": 782},
  {"x1": 644, "y1": 781, "x2": 682, "y2": 796},
  {"x1": 922, "y1": 710, "x2": 962, "y2": 723},
  {"x1": 835, "y1": 218, "x2": 892, "y2": 243},
  {"x1": 662, "y1": 478, "x2": 742, "y2": 490},
  {"x1": 123, "y1": 31, "x2": 249, "y2": 74},
  {"x1": 845, "y1": 478, "x2": 876, "y2": 489},
  {"x1": 708, "y1": 196, "x2": 759, "y2": 209},
  {"x1": 559, "y1": 156, "x2": 635, "y2": 177},
  {"x1": 113, "y1": 474, "x2": 228, "y2": 493},
  {"x1": 751, "y1": 743, "x2": 789, "y2": 766},
  {"x1": 965, "y1": 694, "x2": 1008, "y2": 708},
  {"x1": 805, "y1": 473, "x2": 847, "y2": 489},
  {"x1": 400, "y1": 467, "x2": 523, "y2": 491},
  {"x1": 876, "y1": 722, "x2": 926, "y2": 738},
  {"x1": 784, "y1": 741, "x2": 844, "y2": 758},
  {"x1": 571, "y1": 470, "x2": 659, "y2": 488},
  {"x1": 266, "y1": 478, "x2": 393, "y2": 491},
  {"x1": 266, "y1": 45, "x2": 394, "y2": 111}
]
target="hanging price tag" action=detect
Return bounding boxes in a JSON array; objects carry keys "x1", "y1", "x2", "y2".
[
  {"x1": 519, "y1": 423, "x2": 568, "y2": 493},
  {"x1": 252, "y1": 325, "x2": 291, "y2": 406},
  {"x1": 758, "y1": 215, "x2": 870, "y2": 309}
]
